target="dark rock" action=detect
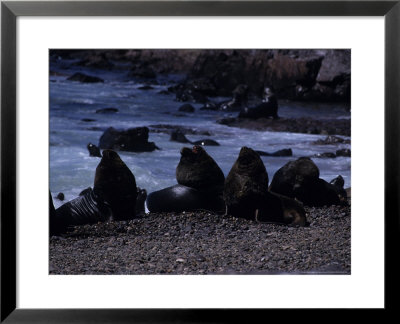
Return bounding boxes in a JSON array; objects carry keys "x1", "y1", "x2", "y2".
[
  {"x1": 170, "y1": 130, "x2": 191, "y2": 143},
  {"x1": 98, "y1": 127, "x2": 159, "y2": 152},
  {"x1": 314, "y1": 152, "x2": 336, "y2": 158},
  {"x1": 56, "y1": 192, "x2": 65, "y2": 201},
  {"x1": 75, "y1": 53, "x2": 114, "y2": 69},
  {"x1": 336, "y1": 148, "x2": 351, "y2": 157},
  {"x1": 81, "y1": 118, "x2": 96, "y2": 122},
  {"x1": 178, "y1": 104, "x2": 195, "y2": 113},
  {"x1": 256, "y1": 148, "x2": 292, "y2": 157},
  {"x1": 67, "y1": 72, "x2": 104, "y2": 83},
  {"x1": 138, "y1": 85, "x2": 154, "y2": 90},
  {"x1": 158, "y1": 90, "x2": 170, "y2": 95},
  {"x1": 129, "y1": 65, "x2": 156, "y2": 79},
  {"x1": 96, "y1": 108, "x2": 118, "y2": 114},
  {"x1": 200, "y1": 101, "x2": 218, "y2": 111},
  {"x1": 191, "y1": 139, "x2": 220, "y2": 146},
  {"x1": 313, "y1": 135, "x2": 350, "y2": 145}
]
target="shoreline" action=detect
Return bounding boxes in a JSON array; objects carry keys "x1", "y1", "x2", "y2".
[
  {"x1": 217, "y1": 117, "x2": 351, "y2": 137},
  {"x1": 49, "y1": 204, "x2": 351, "y2": 275}
]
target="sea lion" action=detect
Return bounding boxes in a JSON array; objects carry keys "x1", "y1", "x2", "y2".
[
  {"x1": 170, "y1": 130, "x2": 220, "y2": 146},
  {"x1": 219, "y1": 84, "x2": 249, "y2": 111},
  {"x1": 223, "y1": 146, "x2": 270, "y2": 220},
  {"x1": 146, "y1": 184, "x2": 224, "y2": 213},
  {"x1": 329, "y1": 175, "x2": 348, "y2": 203},
  {"x1": 147, "y1": 146, "x2": 225, "y2": 213},
  {"x1": 238, "y1": 87, "x2": 279, "y2": 119},
  {"x1": 50, "y1": 188, "x2": 112, "y2": 236},
  {"x1": 224, "y1": 147, "x2": 307, "y2": 225},
  {"x1": 269, "y1": 157, "x2": 342, "y2": 206},
  {"x1": 87, "y1": 143, "x2": 102, "y2": 157},
  {"x1": 176, "y1": 145, "x2": 225, "y2": 193},
  {"x1": 50, "y1": 150, "x2": 139, "y2": 235},
  {"x1": 93, "y1": 149, "x2": 137, "y2": 220},
  {"x1": 255, "y1": 192, "x2": 307, "y2": 226}
]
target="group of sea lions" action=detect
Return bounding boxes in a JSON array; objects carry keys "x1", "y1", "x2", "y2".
[
  {"x1": 200, "y1": 84, "x2": 280, "y2": 120},
  {"x1": 50, "y1": 145, "x2": 348, "y2": 236}
]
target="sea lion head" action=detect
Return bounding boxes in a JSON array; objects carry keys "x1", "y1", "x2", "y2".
[
  {"x1": 176, "y1": 145, "x2": 224, "y2": 192},
  {"x1": 236, "y1": 146, "x2": 269, "y2": 183}
]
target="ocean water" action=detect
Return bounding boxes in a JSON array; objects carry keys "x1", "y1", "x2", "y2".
[{"x1": 49, "y1": 60, "x2": 351, "y2": 208}]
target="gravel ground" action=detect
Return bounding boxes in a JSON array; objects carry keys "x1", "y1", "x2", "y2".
[{"x1": 49, "y1": 203, "x2": 350, "y2": 275}]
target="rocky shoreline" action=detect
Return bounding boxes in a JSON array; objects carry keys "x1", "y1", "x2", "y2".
[
  {"x1": 217, "y1": 117, "x2": 351, "y2": 137},
  {"x1": 49, "y1": 204, "x2": 350, "y2": 275}
]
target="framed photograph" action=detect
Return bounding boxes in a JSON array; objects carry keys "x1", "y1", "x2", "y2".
[{"x1": 1, "y1": 0, "x2": 398, "y2": 321}]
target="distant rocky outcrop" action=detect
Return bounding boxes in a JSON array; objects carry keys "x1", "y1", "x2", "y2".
[
  {"x1": 99, "y1": 127, "x2": 159, "y2": 152},
  {"x1": 53, "y1": 49, "x2": 350, "y2": 103}
]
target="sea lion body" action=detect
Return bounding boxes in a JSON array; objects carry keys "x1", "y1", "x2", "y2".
[
  {"x1": 146, "y1": 184, "x2": 224, "y2": 213},
  {"x1": 256, "y1": 192, "x2": 307, "y2": 226},
  {"x1": 51, "y1": 189, "x2": 111, "y2": 236},
  {"x1": 87, "y1": 143, "x2": 102, "y2": 157},
  {"x1": 50, "y1": 150, "x2": 139, "y2": 235},
  {"x1": 224, "y1": 147, "x2": 307, "y2": 225},
  {"x1": 169, "y1": 130, "x2": 220, "y2": 146},
  {"x1": 223, "y1": 147, "x2": 270, "y2": 220},
  {"x1": 269, "y1": 157, "x2": 342, "y2": 206},
  {"x1": 94, "y1": 150, "x2": 137, "y2": 220},
  {"x1": 176, "y1": 146, "x2": 225, "y2": 193},
  {"x1": 147, "y1": 145, "x2": 225, "y2": 213},
  {"x1": 219, "y1": 84, "x2": 249, "y2": 112},
  {"x1": 238, "y1": 87, "x2": 279, "y2": 119}
]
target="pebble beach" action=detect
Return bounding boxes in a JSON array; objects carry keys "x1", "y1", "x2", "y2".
[{"x1": 49, "y1": 204, "x2": 350, "y2": 275}]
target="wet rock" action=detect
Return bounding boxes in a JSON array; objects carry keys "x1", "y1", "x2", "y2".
[
  {"x1": 178, "y1": 104, "x2": 195, "y2": 113},
  {"x1": 74, "y1": 53, "x2": 114, "y2": 69},
  {"x1": 98, "y1": 126, "x2": 159, "y2": 152},
  {"x1": 56, "y1": 192, "x2": 65, "y2": 201},
  {"x1": 336, "y1": 148, "x2": 351, "y2": 157},
  {"x1": 313, "y1": 135, "x2": 350, "y2": 145},
  {"x1": 170, "y1": 130, "x2": 191, "y2": 143},
  {"x1": 314, "y1": 152, "x2": 336, "y2": 158},
  {"x1": 67, "y1": 72, "x2": 104, "y2": 83},
  {"x1": 96, "y1": 108, "x2": 118, "y2": 114},
  {"x1": 138, "y1": 85, "x2": 154, "y2": 90},
  {"x1": 256, "y1": 148, "x2": 292, "y2": 157}
]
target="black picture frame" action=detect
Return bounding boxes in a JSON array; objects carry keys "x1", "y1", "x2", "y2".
[{"x1": 1, "y1": 0, "x2": 398, "y2": 322}]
